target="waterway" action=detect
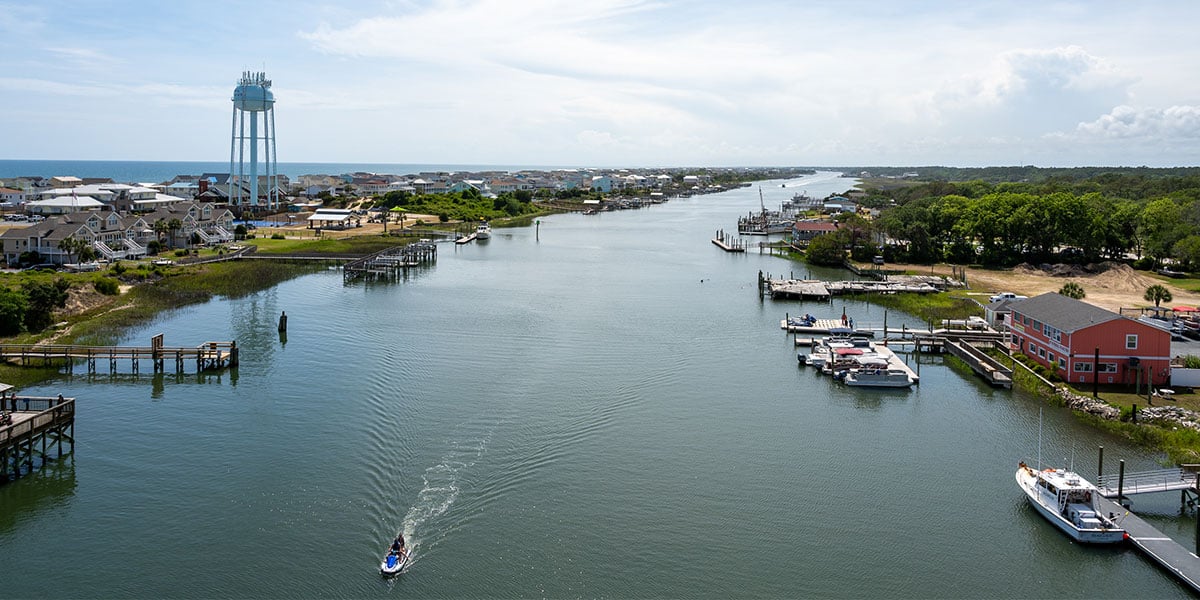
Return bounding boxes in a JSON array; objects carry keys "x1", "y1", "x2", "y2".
[{"x1": 0, "y1": 172, "x2": 1191, "y2": 597}]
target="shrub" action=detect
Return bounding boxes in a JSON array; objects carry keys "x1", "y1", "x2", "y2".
[
  {"x1": 174, "y1": 249, "x2": 189, "y2": 257},
  {"x1": 111, "y1": 262, "x2": 127, "y2": 275},
  {"x1": 93, "y1": 277, "x2": 120, "y2": 295},
  {"x1": 271, "y1": 233, "x2": 285, "y2": 240}
]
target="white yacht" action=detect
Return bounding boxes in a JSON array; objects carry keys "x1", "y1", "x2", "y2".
[
  {"x1": 475, "y1": 222, "x2": 491, "y2": 239},
  {"x1": 1015, "y1": 462, "x2": 1126, "y2": 544}
]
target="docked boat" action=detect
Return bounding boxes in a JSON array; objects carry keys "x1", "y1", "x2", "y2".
[
  {"x1": 1015, "y1": 462, "x2": 1126, "y2": 544},
  {"x1": 475, "y1": 222, "x2": 491, "y2": 239},
  {"x1": 843, "y1": 365, "x2": 914, "y2": 388}
]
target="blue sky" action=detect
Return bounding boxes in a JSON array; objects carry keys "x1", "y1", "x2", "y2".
[{"x1": 2, "y1": 0, "x2": 1199, "y2": 167}]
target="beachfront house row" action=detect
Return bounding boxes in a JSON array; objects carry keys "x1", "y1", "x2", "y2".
[{"x1": 1008, "y1": 293, "x2": 1172, "y2": 387}]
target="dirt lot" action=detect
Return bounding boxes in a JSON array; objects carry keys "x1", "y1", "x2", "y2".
[{"x1": 892, "y1": 261, "x2": 1200, "y2": 312}]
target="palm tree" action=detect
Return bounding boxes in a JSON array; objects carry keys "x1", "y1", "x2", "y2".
[
  {"x1": 152, "y1": 219, "x2": 170, "y2": 249},
  {"x1": 1059, "y1": 282, "x2": 1086, "y2": 299},
  {"x1": 167, "y1": 218, "x2": 183, "y2": 249},
  {"x1": 58, "y1": 236, "x2": 86, "y2": 263},
  {"x1": 1144, "y1": 284, "x2": 1173, "y2": 308}
]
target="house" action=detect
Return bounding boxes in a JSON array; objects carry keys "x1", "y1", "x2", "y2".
[
  {"x1": 0, "y1": 211, "x2": 153, "y2": 265},
  {"x1": 0, "y1": 187, "x2": 26, "y2": 204},
  {"x1": 791, "y1": 220, "x2": 838, "y2": 242},
  {"x1": 1008, "y1": 293, "x2": 1172, "y2": 386},
  {"x1": 983, "y1": 297, "x2": 1021, "y2": 330}
]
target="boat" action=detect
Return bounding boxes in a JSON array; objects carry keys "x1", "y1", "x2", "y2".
[
  {"x1": 843, "y1": 365, "x2": 914, "y2": 388},
  {"x1": 475, "y1": 222, "x2": 491, "y2": 239},
  {"x1": 380, "y1": 539, "x2": 411, "y2": 577},
  {"x1": 1015, "y1": 462, "x2": 1125, "y2": 543}
]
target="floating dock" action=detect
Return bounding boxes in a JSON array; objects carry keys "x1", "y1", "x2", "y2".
[
  {"x1": 455, "y1": 232, "x2": 477, "y2": 245},
  {"x1": 1095, "y1": 491, "x2": 1200, "y2": 593}
]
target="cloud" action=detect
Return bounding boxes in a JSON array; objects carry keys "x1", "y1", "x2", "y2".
[{"x1": 1073, "y1": 105, "x2": 1200, "y2": 140}]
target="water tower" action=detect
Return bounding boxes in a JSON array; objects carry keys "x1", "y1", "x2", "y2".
[{"x1": 230, "y1": 71, "x2": 278, "y2": 210}]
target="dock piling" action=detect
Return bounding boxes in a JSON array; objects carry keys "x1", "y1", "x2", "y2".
[
  {"x1": 278, "y1": 311, "x2": 287, "y2": 333},
  {"x1": 1098, "y1": 446, "x2": 1104, "y2": 481},
  {"x1": 1119, "y1": 460, "x2": 1127, "y2": 506}
]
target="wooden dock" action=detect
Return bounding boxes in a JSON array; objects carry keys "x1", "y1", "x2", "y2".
[
  {"x1": 763, "y1": 277, "x2": 942, "y2": 299},
  {"x1": 455, "y1": 232, "x2": 478, "y2": 244},
  {"x1": 343, "y1": 242, "x2": 437, "y2": 281},
  {"x1": 711, "y1": 229, "x2": 746, "y2": 252},
  {"x1": 0, "y1": 389, "x2": 75, "y2": 482},
  {"x1": 941, "y1": 338, "x2": 1013, "y2": 387},
  {"x1": 0, "y1": 334, "x2": 236, "y2": 374}
]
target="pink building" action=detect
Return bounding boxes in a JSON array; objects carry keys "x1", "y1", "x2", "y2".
[{"x1": 1009, "y1": 293, "x2": 1172, "y2": 386}]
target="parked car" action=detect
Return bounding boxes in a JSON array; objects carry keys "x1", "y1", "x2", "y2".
[{"x1": 989, "y1": 292, "x2": 1027, "y2": 303}]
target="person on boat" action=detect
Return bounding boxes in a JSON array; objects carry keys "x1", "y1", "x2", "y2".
[{"x1": 391, "y1": 534, "x2": 406, "y2": 554}]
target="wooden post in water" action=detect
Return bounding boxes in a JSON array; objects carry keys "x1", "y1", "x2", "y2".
[
  {"x1": 1098, "y1": 446, "x2": 1104, "y2": 480},
  {"x1": 278, "y1": 311, "x2": 287, "y2": 333}
]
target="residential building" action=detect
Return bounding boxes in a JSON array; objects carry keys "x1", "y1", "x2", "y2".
[{"x1": 1008, "y1": 293, "x2": 1172, "y2": 387}]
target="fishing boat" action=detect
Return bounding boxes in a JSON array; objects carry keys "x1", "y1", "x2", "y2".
[
  {"x1": 475, "y1": 222, "x2": 492, "y2": 239},
  {"x1": 1015, "y1": 462, "x2": 1125, "y2": 543}
]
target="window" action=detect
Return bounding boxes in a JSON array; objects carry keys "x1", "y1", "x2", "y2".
[
  {"x1": 1029, "y1": 342, "x2": 1038, "y2": 354},
  {"x1": 1126, "y1": 334, "x2": 1138, "y2": 350},
  {"x1": 1100, "y1": 363, "x2": 1118, "y2": 373},
  {"x1": 1058, "y1": 357, "x2": 1066, "y2": 370},
  {"x1": 1038, "y1": 348, "x2": 1046, "y2": 358},
  {"x1": 1075, "y1": 362, "x2": 1093, "y2": 373},
  {"x1": 1048, "y1": 352, "x2": 1056, "y2": 363}
]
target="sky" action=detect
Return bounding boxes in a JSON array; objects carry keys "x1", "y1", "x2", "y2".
[{"x1": 2, "y1": 0, "x2": 1199, "y2": 168}]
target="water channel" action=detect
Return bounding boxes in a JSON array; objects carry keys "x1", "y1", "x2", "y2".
[{"x1": 0, "y1": 172, "x2": 1190, "y2": 597}]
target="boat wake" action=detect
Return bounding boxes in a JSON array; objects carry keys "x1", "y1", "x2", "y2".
[{"x1": 399, "y1": 428, "x2": 495, "y2": 563}]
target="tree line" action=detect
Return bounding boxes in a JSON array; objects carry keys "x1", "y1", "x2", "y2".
[{"x1": 834, "y1": 171, "x2": 1200, "y2": 269}]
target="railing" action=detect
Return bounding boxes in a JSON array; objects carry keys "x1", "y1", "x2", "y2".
[
  {"x1": 91, "y1": 240, "x2": 123, "y2": 260},
  {"x1": 123, "y1": 238, "x2": 147, "y2": 256},
  {"x1": 1097, "y1": 468, "x2": 1198, "y2": 496},
  {"x1": 0, "y1": 396, "x2": 75, "y2": 446}
]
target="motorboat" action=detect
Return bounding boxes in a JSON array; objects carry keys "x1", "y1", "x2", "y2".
[
  {"x1": 475, "y1": 222, "x2": 492, "y2": 239},
  {"x1": 1015, "y1": 462, "x2": 1126, "y2": 544},
  {"x1": 843, "y1": 366, "x2": 914, "y2": 388}
]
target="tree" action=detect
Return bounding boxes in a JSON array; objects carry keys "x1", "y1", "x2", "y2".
[
  {"x1": 1059, "y1": 282, "x2": 1086, "y2": 299},
  {"x1": 167, "y1": 218, "x2": 183, "y2": 249},
  {"x1": 0, "y1": 287, "x2": 29, "y2": 335},
  {"x1": 1144, "y1": 284, "x2": 1173, "y2": 308},
  {"x1": 21, "y1": 278, "x2": 70, "y2": 332},
  {"x1": 58, "y1": 236, "x2": 87, "y2": 263},
  {"x1": 805, "y1": 233, "x2": 847, "y2": 265}
]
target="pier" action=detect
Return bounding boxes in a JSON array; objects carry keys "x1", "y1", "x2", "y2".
[
  {"x1": 343, "y1": 242, "x2": 437, "y2": 281},
  {"x1": 940, "y1": 338, "x2": 1013, "y2": 387},
  {"x1": 0, "y1": 386, "x2": 75, "y2": 482},
  {"x1": 0, "y1": 334, "x2": 237, "y2": 374},
  {"x1": 711, "y1": 229, "x2": 746, "y2": 252},
  {"x1": 1088, "y1": 458, "x2": 1200, "y2": 593},
  {"x1": 762, "y1": 277, "x2": 942, "y2": 299}
]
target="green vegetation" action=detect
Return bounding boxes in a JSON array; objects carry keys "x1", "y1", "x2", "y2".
[
  {"x1": 251, "y1": 235, "x2": 420, "y2": 255},
  {"x1": 831, "y1": 168, "x2": 1200, "y2": 269},
  {"x1": 856, "y1": 291, "x2": 979, "y2": 324},
  {"x1": 1058, "y1": 282, "x2": 1085, "y2": 299},
  {"x1": 375, "y1": 189, "x2": 540, "y2": 222},
  {"x1": 1144, "y1": 283, "x2": 1173, "y2": 307}
]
